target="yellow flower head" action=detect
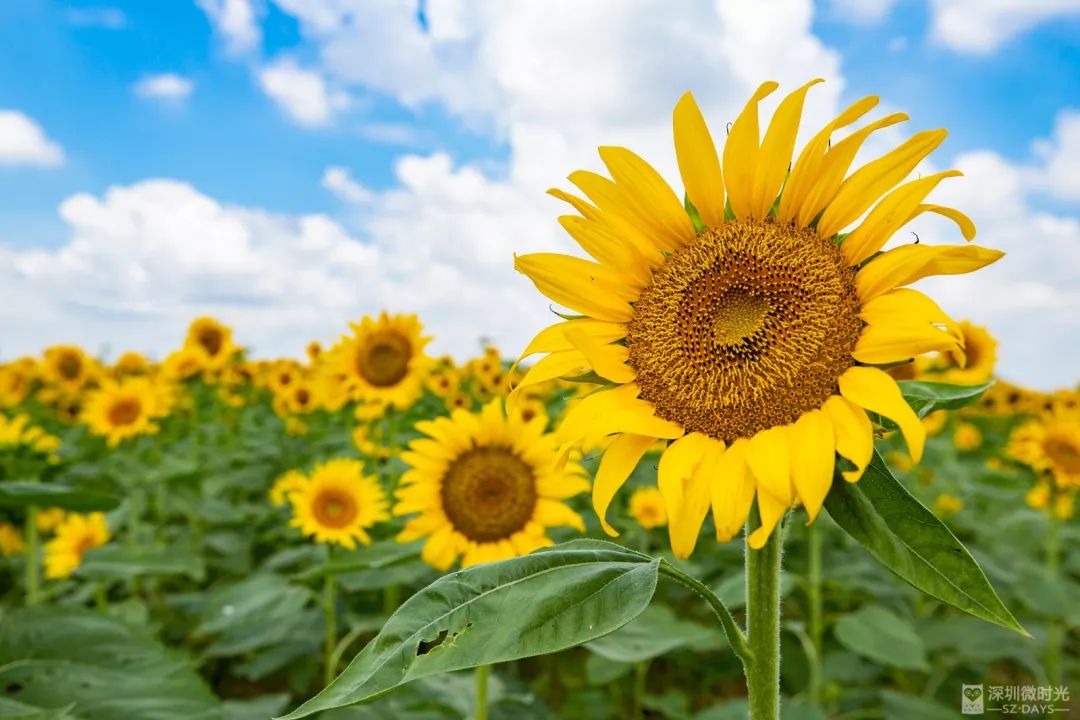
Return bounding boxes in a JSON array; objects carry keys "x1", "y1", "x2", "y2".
[
  {"x1": 446, "y1": 393, "x2": 472, "y2": 412},
  {"x1": 353, "y1": 426, "x2": 390, "y2": 459},
  {"x1": 163, "y1": 347, "x2": 206, "y2": 381},
  {"x1": 425, "y1": 368, "x2": 460, "y2": 398},
  {"x1": 514, "y1": 80, "x2": 1002, "y2": 556},
  {"x1": 1053, "y1": 492, "x2": 1075, "y2": 520},
  {"x1": 184, "y1": 316, "x2": 237, "y2": 370},
  {"x1": 953, "y1": 422, "x2": 983, "y2": 452},
  {"x1": 933, "y1": 493, "x2": 964, "y2": 517},
  {"x1": 44, "y1": 512, "x2": 109, "y2": 579},
  {"x1": 82, "y1": 377, "x2": 168, "y2": 446},
  {"x1": 35, "y1": 507, "x2": 67, "y2": 533},
  {"x1": 938, "y1": 321, "x2": 997, "y2": 385},
  {"x1": 921, "y1": 410, "x2": 948, "y2": 437},
  {"x1": 629, "y1": 487, "x2": 668, "y2": 529},
  {"x1": 1008, "y1": 410, "x2": 1080, "y2": 489},
  {"x1": 114, "y1": 351, "x2": 150, "y2": 376},
  {"x1": 1026, "y1": 482, "x2": 1050, "y2": 510},
  {"x1": 0, "y1": 361, "x2": 35, "y2": 408},
  {"x1": 42, "y1": 345, "x2": 95, "y2": 390},
  {"x1": 306, "y1": 341, "x2": 323, "y2": 363},
  {"x1": 0, "y1": 413, "x2": 61, "y2": 457},
  {"x1": 0, "y1": 522, "x2": 24, "y2": 557},
  {"x1": 329, "y1": 312, "x2": 431, "y2": 410},
  {"x1": 270, "y1": 470, "x2": 310, "y2": 507},
  {"x1": 289, "y1": 459, "x2": 389, "y2": 548},
  {"x1": 395, "y1": 399, "x2": 587, "y2": 570}
]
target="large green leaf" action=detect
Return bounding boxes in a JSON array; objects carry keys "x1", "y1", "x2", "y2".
[
  {"x1": 897, "y1": 380, "x2": 993, "y2": 418},
  {"x1": 0, "y1": 607, "x2": 220, "y2": 720},
  {"x1": 0, "y1": 482, "x2": 119, "y2": 511},
  {"x1": 585, "y1": 604, "x2": 722, "y2": 663},
  {"x1": 833, "y1": 607, "x2": 928, "y2": 670},
  {"x1": 277, "y1": 540, "x2": 660, "y2": 719},
  {"x1": 824, "y1": 451, "x2": 1025, "y2": 635}
]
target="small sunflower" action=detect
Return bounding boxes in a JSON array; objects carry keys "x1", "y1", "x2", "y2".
[
  {"x1": 1008, "y1": 410, "x2": 1080, "y2": 489},
  {"x1": 329, "y1": 312, "x2": 431, "y2": 410},
  {"x1": 395, "y1": 399, "x2": 588, "y2": 570},
  {"x1": 82, "y1": 377, "x2": 167, "y2": 446},
  {"x1": 0, "y1": 361, "x2": 35, "y2": 408},
  {"x1": 35, "y1": 507, "x2": 66, "y2": 533},
  {"x1": 163, "y1": 347, "x2": 206, "y2": 381},
  {"x1": 0, "y1": 413, "x2": 60, "y2": 457},
  {"x1": 938, "y1": 321, "x2": 997, "y2": 385},
  {"x1": 0, "y1": 522, "x2": 24, "y2": 557},
  {"x1": 629, "y1": 487, "x2": 668, "y2": 529},
  {"x1": 289, "y1": 459, "x2": 389, "y2": 548},
  {"x1": 306, "y1": 341, "x2": 323, "y2": 363},
  {"x1": 933, "y1": 493, "x2": 964, "y2": 517},
  {"x1": 184, "y1": 316, "x2": 237, "y2": 370},
  {"x1": 514, "y1": 80, "x2": 1003, "y2": 554},
  {"x1": 953, "y1": 422, "x2": 982, "y2": 451},
  {"x1": 43, "y1": 512, "x2": 110, "y2": 579},
  {"x1": 270, "y1": 469, "x2": 310, "y2": 507},
  {"x1": 114, "y1": 351, "x2": 150, "y2": 376},
  {"x1": 42, "y1": 345, "x2": 94, "y2": 390}
]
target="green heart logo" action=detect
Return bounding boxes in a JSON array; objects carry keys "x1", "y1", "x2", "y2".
[{"x1": 965, "y1": 687, "x2": 982, "y2": 702}]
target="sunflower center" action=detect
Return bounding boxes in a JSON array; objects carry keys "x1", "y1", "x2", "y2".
[
  {"x1": 107, "y1": 398, "x2": 142, "y2": 426},
  {"x1": 59, "y1": 354, "x2": 82, "y2": 380},
  {"x1": 312, "y1": 489, "x2": 359, "y2": 529},
  {"x1": 627, "y1": 220, "x2": 862, "y2": 444},
  {"x1": 440, "y1": 446, "x2": 537, "y2": 542},
  {"x1": 357, "y1": 332, "x2": 411, "y2": 388},
  {"x1": 74, "y1": 535, "x2": 98, "y2": 559},
  {"x1": 1044, "y1": 433, "x2": 1080, "y2": 474}
]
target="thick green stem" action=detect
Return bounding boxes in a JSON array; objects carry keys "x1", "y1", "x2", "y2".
[
  {"x1": 1045, "y1": 513, "x2": 1062, "y2": 686},
  {"x1": 474, "y1": 664, "x2": 490, "y2": 720},
  {"x1": 746, "y1": 518, "x2": 783, "y2": 720},
  {"x1": 324, "y1": 574, "x2": 337, "y2": 686},
  {"x1": 631, "y1": 661, "x2": 648, "y2": 719},
  {"x1": 24, "y1": 505, "x2": 40, "y2": 606},
  {"x1": 807, "y1": 521, "x2": 824, "y2": 705}
]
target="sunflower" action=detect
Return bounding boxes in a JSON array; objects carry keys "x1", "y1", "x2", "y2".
[
  {"x1": 0, "y1": 522, "x2": 24, "y2": 557},
  {"x1": 42, "y1": 345, "x2": 94, "y2": 390},
  {"x1": 933, "y1": 493, "x2": 964, "y2": 517},
  {"x1": 163, "y1": 347, "x2": 206, "y2": 381},
  {"x1": 114, "y1": 351, "x2": 150, "y2": 376},
  {"x1": 629, "y1": 487, "x2": 668, "y2": 529},
  {"x1": 289, "y1": 459, "x2": 389, "y2": 548},
  {"x1": 0, "y1": 360, "x2": 35, "y2": 408},
  {"x1": 43, "y1": 512, "x2": 110, "y2": 579},
  {"x1": 953, "y1": 422, "x2": 982, "y2": 451},
  {"x1": 937, "y1": 321, "x2": 997, "y2": 384},
  {"x1": 306, "y1": 341, "x2": 323, "y2": 363},
  {"x1": 1008, "y1": 410, "x2": 1080, "y2": 489},
  {"x1": 82, "y1": 377, "x2": 167, "y2": 446},
  {"x1": 513, "y1": 80, "x2": 1002, "y2": 555},
  {"x1": 329, "y1": 312, "x2": 431, "y2": 410},
  {"x1": 270, "y1": 469, "x2": 310, "y2": 507},
  {"x1": 394, "y1": 399, "x2": 588, "y2": 570},
  {"x1": 35, "y1": 507, "x2": 66, "y2": 533},
  {"x1": 0, "y1": 413, "x2": 60, "y2": 457},
  {"x1": 184, "y1": 316, "x2": 237, "y2": 371}
]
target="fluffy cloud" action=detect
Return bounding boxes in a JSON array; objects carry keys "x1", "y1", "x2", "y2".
[
  {"x1": 929, "y1": 0, "x2": 1080, "y2": 53},
  {"x1": 1028, "y1": 109, "x2": 1080, "y2": 202},
  {"x1": 257, "y1": 58, "x2": 350, "y2": 126},
  {"x1": 196, "y1": 0, "x2": 261, "y2": 55},
  {"x1": 322, "y1": 166, "x2": 372, "y2": 203},
  {"x1": 133, "y1": 73, "x2": 195, "y2": 101},
  {"x1": 0, "y1": 110, "x2": 64, "y2": 167}
]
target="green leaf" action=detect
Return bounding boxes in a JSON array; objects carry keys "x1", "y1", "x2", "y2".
[
  {"x1": 0, "y1": 482, "x2": 120, "y2": 512},
  {"x1": 833, "y1": 607, "x2": 928, "y2": 670},
  {"x1": 824, "y1": 451, "x2": 1026, "y2": 635},
  {"x1": 0, "y1": 607, "x2": 220, "y2": 720},
  {"x1": 585, "y1": 604, "x2": 721, "y2": 663},
  {"x1": 79, "y1": 545, "x2": 206, "y2": 582},
  {"x1": 277, "y1": 539, "x2": 660, "y2": 719},
  {"x1": 880, "y1": 690, "x2": 959, "y2": 720},
  {"x1": 898, "y1": 380, "x2": 993, "y2": 418}
]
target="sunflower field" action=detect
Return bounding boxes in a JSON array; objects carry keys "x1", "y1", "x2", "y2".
[{"x1": 1, "y1": 83, "x2": 1078, "y2": 720}]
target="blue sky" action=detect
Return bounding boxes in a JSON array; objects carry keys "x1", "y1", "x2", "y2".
[{"x1": 1, "y1": 0, "x2": 1079, "y2": 387}]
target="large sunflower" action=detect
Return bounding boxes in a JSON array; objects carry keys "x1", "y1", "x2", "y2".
[
  {"x1": 82, "y1": 377, "x2": 168, "y2": 446},
  {"x1": 1008, "y1": 410, "x2": 1080, "y2": 490},
  {"x1": 289, "y1": 459, "x2": 389, "y2": 548},
  {"x1": 514, "y1": 80, "x2": 1003, "y2": 555},
  {"x1": 329, "y1": 312, "x2": 432, "y2": 410},
  {"x1": 184, "y1": 316, "x2": 237, "y2": 371},
  {"x1": 394, "y1": 399, "x2": 588, "y2": 570},
  {"x1": 43, "y1": 512, "x2": 110, "y2": 579}
]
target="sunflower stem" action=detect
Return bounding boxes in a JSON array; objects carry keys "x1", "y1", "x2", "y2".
[
  {"x1": 657, "y1": 560, "x2": 752, "y2": 667},
  {"x1": 473, "y1": 664, "x2": 490, "y2": 720},
  {"x1": 746, "y1": 512, "x2": 783, "y2": 720},
  {"x1": 1044, "y1": 512, "x2": 1062, "y2": 686},
  {"x1": 631, "y1": 660, "x2": 649, "y2": 719},
  {"x1": 323, "y1": 573, "x2": 337, "y2": 687},
  {"x1": 807, "y1": 520, "x2": 824, "y2": 705},
  {"x1": 24, "y1": 505, "x2": 40, "y2": 606}
]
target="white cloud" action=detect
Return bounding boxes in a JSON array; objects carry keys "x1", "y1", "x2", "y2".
[
  {"x1": 133, "y1": 73, "x2": 195, "y2": 102},
  {"x1": 65, "y1": 7, "x2": 127, "y2": 29},
  {"x1": 827, "y1": 0, "x2": 899, "y2": 25},
  {"x1": 321, "y1": 166, "x2": 372, "y2": 203},
  {"x1": 196, "y1": 0, "x2": 261, "y2": 55},
  {"x1": 929, "y1": 0, "x2": 1080, "y2": 53},
  {"x1": 257, "y1": 58, "x2": 350, "y2": 126},
  {"x1": 0, "y1": 110, "x2": 64, "y2": 167},
  {"x1": 359, "y1": 122, "x2": 422, "y2": 147},
  {"x1": 1028, "y1": 109, "x2": 1080, "y2": 202}
]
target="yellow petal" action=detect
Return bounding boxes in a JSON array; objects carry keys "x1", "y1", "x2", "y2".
[
  {"x1": 723, "y1": 81, "x2": 779, "y2": 220},
  {"x1": 598, "y1": 146, "x2": 696, "y2": 252},
  {"x1": 711, "y1": 438, "x2": 756, "y2": 542},
  {"x1": 817, "y1": 129, "x2": 948, "y2": 238},
  {"x1": 853, "y1": 322, "x2": 961, "y2": 364},
  {"x1": 565, "y1": 328, "x2": 636, "y2": 384},
  {"x1": 558, "y1": 384, "x2": 684, "y2": 447},
  {"x1": 547, "y1": 187, "x2": 601, "y2": 220},
  {"x1": 751, "y1": 78, "x2": 823, "y2": 219},
  {"x1": 777, "y1": 95, "x2": 879, "y2": 224},
  {"x1": 905, "y1": 204, "x2": 976, "y2": 241},
  {"x1": 855, "y1": 243, "x2": 1005, "y2": 302},
  {"x1": 841, "y1": 170, "x2": 963, "y2": 266},
  {"x1": 673, "y1": 91, "x2": 725, "y2": 227},
  {"x1": 535, "y1": 498, "x2": 586, "y2": 532},
  {"x1": 795, "y1": 112, "x2": 909, "y2": 228},
  {"x1": 748, "y1": 490, "x2": 788, "y2": 550},
  {"x1": 788, "y1": 410, "x2": 835, "y2": 523},
  {"x1": 658, "y1": 432, "x2": 720, "y2": 558},
  {"x1": 514, "y1": 252, "x2": 635, "y2": 321},
  {"x1": 568, "y1": 170, "x2": 673, "y2": 254},
  {"x1": 838, "y1": 366, "x2": 924, "y2": 462},
  {"x1": 593, "y1": 433, "x2": 656, "y2": 536},
  {"x1": 822, "y1": 395, "x2": 873, "y2": 482},
  {"x1": 516, "y1": 319, "x2": 627, "y2": 360},
  {"x1": 559, "y1": 215, "x2": 653, "y2": 287},
  {"x1": 746, "y1": 424, "x2": 792, "y2": 505},
  {"x1": 508, "y1": 350, "x2": 589, "y2": 409}
]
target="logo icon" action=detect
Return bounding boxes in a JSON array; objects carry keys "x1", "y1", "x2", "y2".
[{"x1": 962, "y1": 685, "x2": 985, "y2": 714}]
